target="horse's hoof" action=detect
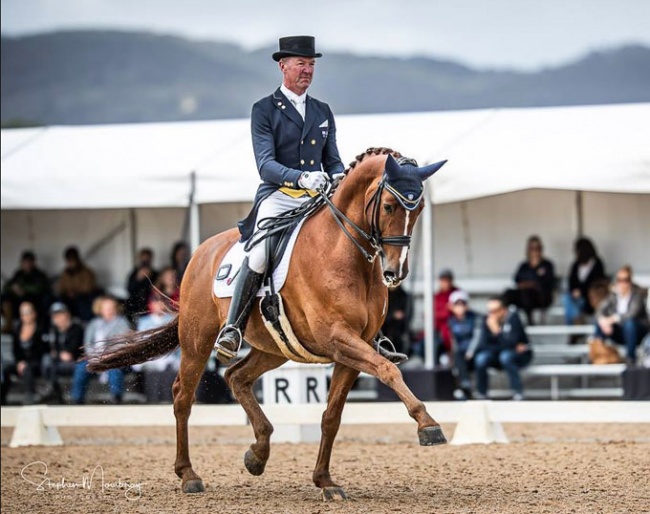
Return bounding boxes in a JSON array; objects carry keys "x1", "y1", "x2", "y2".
[
  {"x1": 321, "y1": 486, "x2": 348, "y2": 501},
  {"x1": 244, "y1": 448, "x2": 267, "y2": 476},
  {"x1": 182, "y1": 479, "x2": 205, "y2": 494},
  {"x1": 418, "y1": 425, "x2": 447, "y2": 446}
]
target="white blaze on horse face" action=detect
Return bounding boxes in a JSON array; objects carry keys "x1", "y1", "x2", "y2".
[{"x1": 398, "y1": 210, "x2": 410, "y2": 278}]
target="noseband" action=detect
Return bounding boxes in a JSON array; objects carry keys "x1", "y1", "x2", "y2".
[{"x1": 319, "y1": 173, "x2": 420, "y2": 263}]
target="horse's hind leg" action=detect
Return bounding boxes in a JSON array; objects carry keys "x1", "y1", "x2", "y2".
[
  {"x1": 173, "y1": 337, "x2": 213, "y2": 493},
  {"x1": 313, "y1": 363, "x2": 359, "y2": 501},
  {"x1": 224, "y1": 348, "x2": 287, "y2": 476}
]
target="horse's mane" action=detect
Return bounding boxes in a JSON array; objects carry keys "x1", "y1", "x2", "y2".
[{"x1": 346, "y1": 147, "x2": 403, "y2": 172}]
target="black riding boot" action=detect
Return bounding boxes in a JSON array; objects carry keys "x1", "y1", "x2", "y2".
[
  {"x1": 214, "y1": 257, "x2": 264, "y2": 364},
  {"x1": 374, "y1": 333, "x2": 408, "y2": 365}
]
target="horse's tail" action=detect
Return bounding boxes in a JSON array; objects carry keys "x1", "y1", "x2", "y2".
[{"x1": 86, "y1": 316, "x2": 180, "y2": 372}]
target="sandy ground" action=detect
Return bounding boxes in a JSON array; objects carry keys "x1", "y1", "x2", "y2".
[{"x1": 2, "y1": 423, "x2": 650, "y2": 514}]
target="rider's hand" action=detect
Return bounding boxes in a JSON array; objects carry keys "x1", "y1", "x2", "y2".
[
  {"x1": 298, "y1": 171, "x2": 329, "y2": 191},
  {"x1": 331, "y1": 172, "x2": 345, "y2": 181}
]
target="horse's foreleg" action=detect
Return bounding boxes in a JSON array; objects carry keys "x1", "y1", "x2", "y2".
[
  {"x1": 173, "y1": 348, "x2": 212, "y2": 493},
  {"x1": 332, "y1": 331, "x2": 446, "y2": 445},
  {"x1": 225, "y1": 348, "x2": 287, "y2": 476},
  {"x1": 313, "y1": 363, "x2": 359, "y2": 501}
]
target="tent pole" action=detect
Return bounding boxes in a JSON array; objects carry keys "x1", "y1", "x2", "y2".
[
  {"x1": 189, "y1": 171, "x2": 201, "y2": 253},
  {"x1": 129, "y1": 208, "x2": 137, "y2": 265},
  {"x1": 576, "y1": 190, "x2": 584, "y2": 238},
  {"x1": 422, "y1": 181, "x2": 435, "y2": 370}
]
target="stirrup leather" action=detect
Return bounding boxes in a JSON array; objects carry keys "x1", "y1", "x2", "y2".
[{"x1": 214, "y1": 325, "x2": 243, "y2": 362}]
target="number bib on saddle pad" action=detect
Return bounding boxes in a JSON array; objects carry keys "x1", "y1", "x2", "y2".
[{"x1": 212, "y1": 220, "x2": 306, "y2": 299}]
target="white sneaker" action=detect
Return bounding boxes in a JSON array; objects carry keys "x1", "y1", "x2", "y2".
[{"x1": 512, "y1": 393, "x2": 524, "y2": 401}]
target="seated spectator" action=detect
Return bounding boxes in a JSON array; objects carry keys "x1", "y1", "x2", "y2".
[
  {"x1": 56, "y1": 246, "x2": 100, "y2": 322},
  {"x1": 563, "y1": 237, "x2": 607, "y2": 326},
  {"x1": 4, "y1": 301, "x2": 48, "y2": 405},
  {"x1": 42, "y1": 302, "x2": 85, "y2": 404},
  {"x1": 170, "y1": 241, "x2": 190, "y2": 288},
  {"x1": 503, "y1": 235, "x2": 556, "y2": 325},
  {"x1": 380, "y1": 284, "x2": 411, "y2": 355},
  {"x1": 125, "y1": 247, "x2": 158, "y2": 323},
  {"x1": 434, "y1": 268, "x2": 458, "y2": 363},
  {"x1": 472, "y1": 296, "x2": 533, "y2": 401},
  {"x1": 1, "y1": 250, "x2": 51, "y2": 332},
  {"x1": 594, "y1": 265, "x2": 649, "y2": 365},
  {"x1": 154, "y1": 266, "x2": 181, "y2": 309},
  {"x1": 448, "y1": 290, "x2": 481, "y2": 400},
  {"x1": 71, "y1": 296, "x2": 131, "y2": 404}
]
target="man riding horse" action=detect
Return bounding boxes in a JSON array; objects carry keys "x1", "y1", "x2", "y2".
[{"x1": 214, "y1": 35, "x2": 406, "y2": 365}]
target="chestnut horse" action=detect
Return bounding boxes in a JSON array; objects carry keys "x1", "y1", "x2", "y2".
[{"x1": 88, "y1": 147, "x2": 447, "y2": 500}]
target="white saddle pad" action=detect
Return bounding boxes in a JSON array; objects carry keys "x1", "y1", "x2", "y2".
[{"x1": 213, "y1": 220, "x2": 306, "y2": 298}]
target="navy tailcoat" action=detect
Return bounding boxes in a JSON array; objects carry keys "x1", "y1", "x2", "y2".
[{"x1": 238, "y1": 88, "x2": 345, "y2": 240}]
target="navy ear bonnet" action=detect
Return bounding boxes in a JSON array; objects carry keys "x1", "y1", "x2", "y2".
[{"x1": 383, "y1": 154, "x2": 447, "y2": 210}]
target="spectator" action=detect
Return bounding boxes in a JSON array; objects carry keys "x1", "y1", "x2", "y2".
[
  {"x1": 56, "y1": 246, "x2": 100, "y2": 322},
  {"x1": 563, "y1": 237, "x2": 607, "y2": 326},
  {"x1": 71, "y1": 296, "x2": 131, "y2": 404},
  {"x1": 380, "y1": 284, "x2": 411, "y2": 355},
  {"x1": 473, "y1": 296, "x2": 533, "y2": 401},
  {"x1": 1, "y1": 250, "x2": 51, "y2": 331},
  {"x1": 125, "y1": 247, "x2": 158, "y2": 323},
  {"x1": 133, "y1": 294, "x2": 179, "y2": 372},
  {"x1": 434, "y1": 268, "x2": 457, "y2": 362},
  {"x1": 503, "y1": 235, "x2": 556, "y2": 325},
  {"x1": 153, "y1": 266, "x2": 180, "y2": 309},
  {"x1": 448, "y1": 290, "x2": 481, "y2": 400},
  {"x1": 4, "y1": 301, "x2": 48, "y2": 405},
  {"x1": 170, "y1": 241, "x2": 190, "y2": 288},
  {"x1": 594, "y1": 265, "x2": 649, "y2": 365},
  {"x1": 43, "y1": 302, "x2": 85, "y2": 404}
]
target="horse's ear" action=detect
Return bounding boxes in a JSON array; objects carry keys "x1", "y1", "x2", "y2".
[
  {"x1": 384, "y1": 154, "x2": 402, "y2": 181},
  {"x1": 417, "y1": 160, "x2": 447, "y2": 181}
]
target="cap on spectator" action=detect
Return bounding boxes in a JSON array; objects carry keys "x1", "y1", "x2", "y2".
[
  {"x1": 49, "y1": 301, "x2": 69, "y2": 315},
  {"x1": 450, "y1": 290, "x2": 469, "y2": 305},
  {"x1": 438, "y1": 268, "x2": 454, "y2": 280},
  {"x1": 21, "y1": 250, "x2": 36, "y2": 261}
]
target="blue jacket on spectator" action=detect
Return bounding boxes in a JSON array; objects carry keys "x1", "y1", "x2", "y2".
[
  {"x1": 449, "y1": 310, "x2": 481, "y2": 353},
  {"x1": 476, "y1": 308, "x2": 529, "y2": 352}
]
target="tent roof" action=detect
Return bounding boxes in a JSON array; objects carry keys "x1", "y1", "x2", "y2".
[{"x1": 2, "y1": 103, "x2": 649, "y2": 210}]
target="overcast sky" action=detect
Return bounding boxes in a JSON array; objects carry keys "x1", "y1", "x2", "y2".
[{"x1": 2, "y1": 0, "x2": 649, "y2": 70}]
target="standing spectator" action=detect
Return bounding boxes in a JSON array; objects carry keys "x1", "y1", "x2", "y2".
[
  {"x1": 473, "y1": 296, "x2": 533, "y2": 401},
  {"x1": 434, "y1": 268, "x2": 458, "y2": 362},
  {"x1": 594, "y1": 266, "x2": 649, "y2": 365},
  {"x1": 5, "y1": 301, "x2": 48, "y2": 405},
  {"x1": 71, "y1": 296, "x2": 131, "y2": 404},
  {"x1": 448, "y1": 290, "x2": 481, "y2": 400},
  {"x1": 1, "y1": 250, "x2": 51, "y2": 331},
  {"x1": 153, "y1": 266, "x2": 181, "y2": 309},
  {"x1": 43, "y1": 302, "x2": 85, "y2": 404},
  {"x1": 503, "y1": 235, "x2": 556, "y2": 325},
  {"x1": 563, "y1": 237, "x2": 607, "y2": 326},
  {"x1": 125, "y1": 247, "x2": 158, "y2": 323},
  {"x1": 170, "y1": 242, "x2": 190, "y2": 288},
  {"x1": 56, "y1": 246, "x2": 99, "y2": 322}
]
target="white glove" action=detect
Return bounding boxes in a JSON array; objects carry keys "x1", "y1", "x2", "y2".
[
  {"x1": 331, "y1": 172, "x2": 345, "y2": 181},
  {"x1": 298, "y1": 171, "x2": 329, "y2": 191}
]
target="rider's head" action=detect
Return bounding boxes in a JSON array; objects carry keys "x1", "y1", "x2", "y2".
[{"x1": 273, "y1": 36, "x2": 322, "y2": 96}]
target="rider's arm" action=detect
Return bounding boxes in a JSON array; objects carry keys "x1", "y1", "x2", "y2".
[
  {"x1": 320, "y1": 106, "x2": 345, "y2": 178},
  {"x1": 251, "y1": 102, "x2": 302, "y2": 189}
]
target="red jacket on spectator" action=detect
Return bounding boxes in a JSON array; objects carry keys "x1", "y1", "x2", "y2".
[{"x1": 434, "y1": 287, "x2": 457, "y2": 352}]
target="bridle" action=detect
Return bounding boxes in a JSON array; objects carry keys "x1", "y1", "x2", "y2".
[{"x1": 319, "y1": 159, "x2": 422, "y2": 263}]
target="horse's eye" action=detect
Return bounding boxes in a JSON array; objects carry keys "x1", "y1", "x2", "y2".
[{"x1": 383, "y1": 203, "x2": 394, "y2": 214}]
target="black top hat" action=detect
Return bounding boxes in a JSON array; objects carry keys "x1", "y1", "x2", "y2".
[{"x1": 272, "y1": 35, "x2": 322, "y2": 62}]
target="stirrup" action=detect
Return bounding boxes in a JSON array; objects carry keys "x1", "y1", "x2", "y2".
[
  {"x1": 214, "y1": 325, "x2": 243, "y2": 364},
  {"x1": 374, "y1": 336, "x2": 409, "y2": 365}
]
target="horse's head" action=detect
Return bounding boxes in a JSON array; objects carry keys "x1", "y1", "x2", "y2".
[{"x1": 366, "y1": 153, "x2": 446, "y2": 287}]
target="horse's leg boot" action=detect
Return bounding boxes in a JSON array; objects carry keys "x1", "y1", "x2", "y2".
[
  {"x1": 374, "y1": 335, "x2": 408, "y2": 365},
  {"x1": 215, "y1": 257, "x2": 264, "y2": 364}
]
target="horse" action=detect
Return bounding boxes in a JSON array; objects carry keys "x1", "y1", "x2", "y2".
[{"x1": 88, "y1": 147, "x2": 448, "y2": 501}]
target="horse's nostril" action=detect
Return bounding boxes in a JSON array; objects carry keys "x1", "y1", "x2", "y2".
[{"x1": 383, "y1": 271, "x2": 396, "y2": 280}]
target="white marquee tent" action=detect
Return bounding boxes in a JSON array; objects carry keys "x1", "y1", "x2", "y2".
[{"x1": 2, "y1": 103, "x2": 649, "y2": 367}]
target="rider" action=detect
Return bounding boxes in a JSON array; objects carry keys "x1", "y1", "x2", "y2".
[{"x1": 214, "y1": 36, "x2": 405, "y2": 365}]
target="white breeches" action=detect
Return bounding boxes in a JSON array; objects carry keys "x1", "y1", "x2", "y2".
[{"x1": 247, "y1": 191, "x2": 311, "y2": 273}]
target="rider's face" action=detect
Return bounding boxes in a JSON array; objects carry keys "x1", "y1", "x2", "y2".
[{"x1": 280, "y1": 57, "x2": 315, "y2": 95}]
